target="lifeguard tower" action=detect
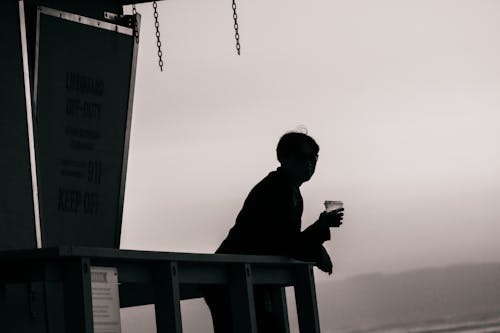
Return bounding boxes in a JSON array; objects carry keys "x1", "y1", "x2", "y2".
[{"x1": 0, "y1": 1, "x2": 321, "y2": 332}]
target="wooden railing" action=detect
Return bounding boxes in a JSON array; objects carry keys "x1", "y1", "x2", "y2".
[{"x1": 0, "y1": 246, "x2": 320, "y2": 333}]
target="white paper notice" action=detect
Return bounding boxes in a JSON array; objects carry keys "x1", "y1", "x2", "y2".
[{"x1": 91, "y1": 267, "x2": 122, "y2": 333}]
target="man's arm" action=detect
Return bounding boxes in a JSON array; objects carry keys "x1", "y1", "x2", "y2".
[{"x1": 301, "y1": 209, "x2": 344, "y2": 245}]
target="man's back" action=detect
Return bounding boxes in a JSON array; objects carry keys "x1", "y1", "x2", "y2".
[{"x1": 216, "y1": 168, "x2": 303, "y2": 256}]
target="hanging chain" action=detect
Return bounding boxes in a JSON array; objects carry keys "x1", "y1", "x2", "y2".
[
  {"x1": 152, "y1": 1, "x2": 164, "y2": 71},
  {"x1": 232, "y1": 0, "x2": 241, "y2": 55},
  {"x1": 132, "y1": 4, "x2": 139, "y2": 44}
]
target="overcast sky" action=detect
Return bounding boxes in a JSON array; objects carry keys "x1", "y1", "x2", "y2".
[{"x1": 120, "y1": 0, "x2": 500, "y2": 279}]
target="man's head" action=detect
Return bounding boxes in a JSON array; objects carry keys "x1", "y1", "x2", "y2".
[{"x1": 276, "y1": 132, "x2": 320, "y2": 185}]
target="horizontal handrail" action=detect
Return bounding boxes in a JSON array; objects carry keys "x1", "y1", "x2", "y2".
[{"x1": 0, "y1": 246, "x2": 321, "y2": 333}]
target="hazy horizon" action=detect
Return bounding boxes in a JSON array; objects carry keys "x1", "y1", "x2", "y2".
[{"x1": 120, "y1": 0, "x2": 500, "y2": 280}]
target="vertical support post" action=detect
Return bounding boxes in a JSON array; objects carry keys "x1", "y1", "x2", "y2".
[
  {"x1": 0, "y1": 282, "x2": 6, "y2": 326},
  {"x1": 116, "y1": 11, "x2": 140, "y2": 249},
  {"x1": 294, "y1": 265, "x2": 320, "y2": 333},
  {"x1": 270, "y1": 287, "x2": 291, "y2": 333},
  {"x1": 63, "y1": 258, "x2": 94, "y2": 333},
  {"x1": 229, "y1": 263, "x2": 257, "y2": 333},
  {"x1": 20, "y1": 0, "x2": 42, "y2": 249},
  {"x1": 44, "y1": 262, "x2": 66, "y2": 333},
  {"x1": 153, "y1": 261, "x2": 182, "y2": 333},
  {"x1": 44, "y1": 281, "x2": 65, "y2": 333}
]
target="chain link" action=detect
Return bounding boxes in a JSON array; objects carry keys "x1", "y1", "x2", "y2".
[
  {"x1": 132, "y1": 5, "x2": 139, "y2": 44},
  {"x1": 232, "y1": 0, "x2": 241, "y2": 55},
  {"x1": 152, "y1": 1, "x2": 164, "y2": 71}
]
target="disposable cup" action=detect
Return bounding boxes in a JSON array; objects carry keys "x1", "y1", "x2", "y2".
[{"x1": 324, "y1": 200, "x2": 343, "y2": 213}]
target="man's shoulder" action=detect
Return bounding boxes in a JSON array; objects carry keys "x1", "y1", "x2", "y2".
[
  {"x1": 254, "y1": 169, "x2": 281, "y2": 188},
  {"x1": 249, "y1": 169, "x2": 288, "y2": 197}
]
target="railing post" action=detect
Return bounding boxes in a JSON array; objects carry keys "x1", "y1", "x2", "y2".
[
  {"x1": 44, "y1": 262, "x2": 66, "y2": 333},
  {"x1": 63, "y1": 257, "x2": 94, "y2": 333},
  {"x1": 229, "y1": 263, "x2": 257, "y2": 333},
  {"x1": 294, "y1": 265, "x2": 320, "y2": 333},
  {"x1": 0, "y1": 282, "x2": 6, "y2": 326},
  {"x1": 153, "y1": 261, "x2": 182, "y2": 333},
  {"x1": 270, "y1": 287, "x2": 291, "y2": 333}
]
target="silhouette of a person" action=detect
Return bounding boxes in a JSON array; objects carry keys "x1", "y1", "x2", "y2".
[{"x1": 205, "y1": 131, "x2": 344, "y2": 333}]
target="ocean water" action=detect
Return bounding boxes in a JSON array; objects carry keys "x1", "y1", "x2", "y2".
[{"x1": 342, "y1": 312, "x2": 500, "y2": 333}]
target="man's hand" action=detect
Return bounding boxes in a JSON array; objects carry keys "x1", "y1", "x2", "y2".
[
  {"x1": 303, "y1": 208, "x2": 344, "y2": 244},
  {"x1": 318, "y1": 208, "x2": 344, "y2": 228},
  {"x1": 317, "y1": 246, "x2": 333, "y2": 275}
]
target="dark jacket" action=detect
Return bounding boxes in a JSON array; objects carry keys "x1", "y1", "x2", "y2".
[{"x1": 216, "y1": 167, "x2": 329, "y2": 262}]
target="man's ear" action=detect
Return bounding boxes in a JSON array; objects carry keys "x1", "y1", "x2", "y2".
[{"x1": 279, "y1": 154, "x2": 293, "y2": 165}]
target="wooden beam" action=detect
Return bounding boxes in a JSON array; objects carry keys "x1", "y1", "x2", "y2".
[
  {"x1": 229, "y1": 264, "x2": 257, "y2": 333},
  {"x1": 153, "y1": 262, "x2": 182, "y2": 333},
  {"x1": 270, "y1": 287, "x2": 291, "y2": 333},
  {"x1": 119, "y1": 0, "x2": 167, "y2": 5},
  {"x1": 0, "y1": 283, "x2": 6, "y2": 329},
  {"x1": 294, "y1": 265, "x2": 320, "y2": 333},
  {"x1": 63, "y1": 258, "x2": 94, "y2": 333}
]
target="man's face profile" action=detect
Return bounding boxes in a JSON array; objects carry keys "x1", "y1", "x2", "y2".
[{"x1": 282, "y1": 143, "x2": 318, "y2": 184}]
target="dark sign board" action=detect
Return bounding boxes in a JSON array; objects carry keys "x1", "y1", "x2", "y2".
[
  {"x1": 35, "y1": 7, "x2": 137, "y2": 248},
  {"x1": 0, "y1": 1, "x2": 37, "y2": 250}
]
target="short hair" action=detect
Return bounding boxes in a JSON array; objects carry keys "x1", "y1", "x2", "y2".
[{"x1": 276, "y1": 132, "x2": 319, "y2": 163}]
